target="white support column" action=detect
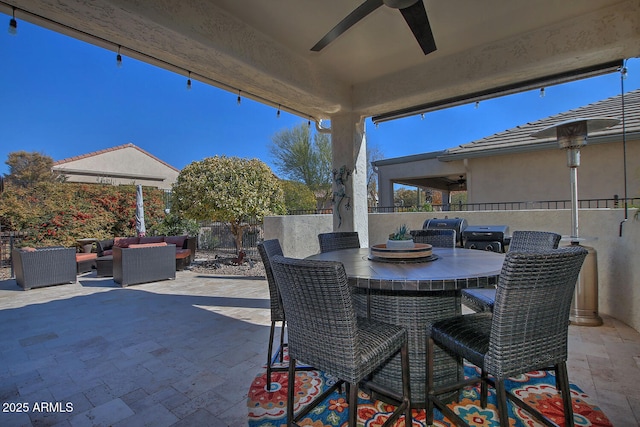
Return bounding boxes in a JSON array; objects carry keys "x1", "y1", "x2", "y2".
[
  {"x1": 377, "y1": 171, "x2": 395, "y2": 208},
  {"x1": 330, "y1": 113, "x2": 369, "y2": 247},
  {"x1": 442, "y1": 190, "x2": 451, "y2": 210}
]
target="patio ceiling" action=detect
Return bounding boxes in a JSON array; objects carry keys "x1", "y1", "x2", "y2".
[{"x1": 2, "y1": 0, "x2": 639, "y2": 122}]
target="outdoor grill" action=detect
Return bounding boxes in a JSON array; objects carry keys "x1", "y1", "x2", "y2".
[
  {"x1": 422, "y1": 217, "x2": 468, "y2": 247},
  {"x1": 462, "y1": 225, "x2": 510, "y2": 253}
]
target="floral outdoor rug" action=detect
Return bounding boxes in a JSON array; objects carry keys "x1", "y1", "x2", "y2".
[{"x1": 247, "y1": 361, "x2": 613, "y2": 427}]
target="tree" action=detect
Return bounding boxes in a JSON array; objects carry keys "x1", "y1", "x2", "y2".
[
  {"x1": 269, "y1": 123, "x2": 332, "y2": 207},
  {"x1": 5, "y1": 151, "x2": 64, "y2": 187},
  {"x1": 367, "y1": 144, "x2": 384, "y2": 206},
  {"x1": 395, "y1": 187, "x2": 419, "y2": 207},
  {"x1": 171, "y1": 156, "x2": 285, "y2": 253},
  {"x1": 281, "y1": 180, "x2": 317, "y2": 212},
  {"x1": 450, "y1": 191, "x2": 467, "y2": 209}
]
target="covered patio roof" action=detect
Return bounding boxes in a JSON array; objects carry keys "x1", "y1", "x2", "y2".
[
  {"x1": 373, "y1": 89, "x2": 640, "y2": 204},
  {"x1": 3, "y1": 0, "x2": 640, "y2": 242},
  {"x1": 2, "y1": 0, "x2": 639, "y2": 123}
]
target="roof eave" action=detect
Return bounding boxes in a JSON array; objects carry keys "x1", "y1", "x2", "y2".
[
  {"x1": 438, "y1": 131, "x2": 640, "y2": 161},
  {"x1": 372, "y1": 151, "x2": 447, "y2": 167}
]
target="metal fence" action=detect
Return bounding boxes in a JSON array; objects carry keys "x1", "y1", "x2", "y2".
[
  {"x1": 286, "y1": 208, "x2": 333, "y2": 215},
  {"x1": 0, "y1": 231, "x2": 27, "y2": 275},
  {"x1": 289, "y1": 198, "x2": 639, "y2": 215},
  {"x1": 197, "y1": 219, "x2": 263, "y2": 257},
  {"x1": 370, "y1": 197, "x2": 640, "y2": 213}
]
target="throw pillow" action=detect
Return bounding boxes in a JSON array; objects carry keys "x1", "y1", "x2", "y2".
[
  {"x1": 114, "y1": 237, "x2": 140, "y2": 248},
  {"x1": 139, "y1": 236, "x2": 165, "y2": 244},
  {"x1": 128, "y1": 242, "x2": 168, "y2": 249}
]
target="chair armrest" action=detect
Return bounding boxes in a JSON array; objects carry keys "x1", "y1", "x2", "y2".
[{"x1": 185, "y1": 237, "x2": 197, "y2": 263}]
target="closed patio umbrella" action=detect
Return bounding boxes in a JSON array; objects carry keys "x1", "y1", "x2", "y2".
[{"x1": 135, "y1": 184, "x2": 146, "y2": 237}]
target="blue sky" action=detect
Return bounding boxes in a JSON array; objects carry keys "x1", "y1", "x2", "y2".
[{"x1": 2, "y1": 18, "x2": 639, "y2": 177}]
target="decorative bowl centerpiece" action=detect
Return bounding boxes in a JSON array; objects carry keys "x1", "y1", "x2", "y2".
[
  {"x1": 386, "y1": 224, "x2": 415, "y2": 249},
  {"x1": 369, "y1": 224, "x2": 435, "y2": 262}
]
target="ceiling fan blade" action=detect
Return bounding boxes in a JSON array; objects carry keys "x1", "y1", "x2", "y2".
[
  {"x1": 400, "y1": 1, "x2": 436, "y2": 55},
  {"x1": 311, "y1": 0, "x2": 384, "y2": 52}
]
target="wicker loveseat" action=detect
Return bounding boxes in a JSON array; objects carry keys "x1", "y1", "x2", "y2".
[
  {"x1": 96, "y1": 235, "x2": 196, "y2": 276},
  {"x1": 12, "y1": 247, "x2": 77, "y2": 290},
  {"x1": 113, "y1": 244, "x2": 176, "y2": 287}
]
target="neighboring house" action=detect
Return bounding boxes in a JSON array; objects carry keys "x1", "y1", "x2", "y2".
[
  {"x1": 52, "y1": 143, "x2": 180, "y2": 190},
  {"x1": 374, "y1": 89, "x2": 640, "y2": 207}
]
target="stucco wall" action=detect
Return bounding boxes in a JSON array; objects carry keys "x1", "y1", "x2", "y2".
[
  {"x1": 264, "y1": 214, "x2": 333, "y2": 257},
  {"x1": 375, "y1": 137, "x2": 639, "y2": 207},
  {"x1": 265, "y1": 208, "x2": 640, "y2": 332},
  {"x1": 466, "y1": 138, "x2": 639, "y2": 203},
  {"x1": 54, "y1": 145, "x2": 179, "y2": 190}
]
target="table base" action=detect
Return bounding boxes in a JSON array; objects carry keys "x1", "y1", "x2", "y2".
[{"x1": 355, "y1": 288, "x2": 463, "y2": 406}]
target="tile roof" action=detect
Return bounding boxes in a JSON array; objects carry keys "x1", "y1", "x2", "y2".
[
  {"x1": 440, "y1": 88, "x2": 640, "y2": 160},
  {"x1": 53, "y1": 143, "x2": 180, "y2": 172}
]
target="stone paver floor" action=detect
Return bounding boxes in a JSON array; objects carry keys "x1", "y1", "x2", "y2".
[{"x1": 0, "y1": 270, "x2": 638, "y2": 426}]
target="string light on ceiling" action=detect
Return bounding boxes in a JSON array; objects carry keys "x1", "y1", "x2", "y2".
[
  {"x1": 116, "y1": 45, "x2": 123, "y2": 68},
  {"x1": 372, "y1": 61, "x2": 622, "y2": 125},
  {"x1": 540, "y1": 87, "x2": 546, "y2": 98},
  {"x1": 8, "y1": 7, "x2": 17, "y2": 35},
  {"x1": 276, "y1": 105, "x2": 281, "y2": 118},
  {"x1": 2, "y1": 3, "x2": 319, "y2": 124}
]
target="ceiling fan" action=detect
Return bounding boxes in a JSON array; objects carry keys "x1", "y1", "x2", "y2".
[
  {"x1": 448, "y1": 175, "x2": 466, "y2": 189},
  {"x1": 311, "y1": 0, "x2": 436, "y2": 55}
]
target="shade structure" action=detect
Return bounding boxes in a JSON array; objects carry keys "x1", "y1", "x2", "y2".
[{"x1": 135, "y1": 184, "x2": 146, "y2": 237}]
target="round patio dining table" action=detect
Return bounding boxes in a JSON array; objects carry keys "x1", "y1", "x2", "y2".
[{"x1": 306, "y1": 246, "x2": 505, "y2": 407}]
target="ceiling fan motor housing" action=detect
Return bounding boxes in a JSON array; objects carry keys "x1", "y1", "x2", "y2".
[{"x1": 383, "y1": 0, "x2": 419, "y2": 9}]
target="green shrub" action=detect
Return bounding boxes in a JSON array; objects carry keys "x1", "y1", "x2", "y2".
[
  {"x1": 0, "y1": 181, "x2": 168, "y2": 248},
  {"x1": 151, "y1": 212, "x2": 199, "y2": 237},
  {"x1": 198, "y1": 229, "x2": 220, "y2": 250}
]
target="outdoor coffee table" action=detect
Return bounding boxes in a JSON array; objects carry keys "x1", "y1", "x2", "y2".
[
  {"x1": 77, "y1": 238, "x2": 97, "y2": 253},
  {"x1": 96, "y1": 256, "x2": 113, "y2": 277},
  {"x1": 306, "y1": 246, "x2": 504, "y2": 406}
]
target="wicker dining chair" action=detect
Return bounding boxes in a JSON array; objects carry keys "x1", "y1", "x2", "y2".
[
  {"x1": 410, "y1": 229, "x2": 456, "y2": 248},
  {"x1": 257, "y1": 240, "x2": 314, "y2": 391},
  {"x1": 426, "y1": 246, "x2": 587, "y2": 427},
  {"x1": 507, "y1": 230, "x2": 562, "y2": 252},
  {"x1": 271, "y1": 255, "x2": 412, "y2": 427},
  {"x1": 318, "y1": 231, "x2": 361, "y2": 253},
  {"x1": 461, "y1": 230, "x2": 562, "y2": 312}
]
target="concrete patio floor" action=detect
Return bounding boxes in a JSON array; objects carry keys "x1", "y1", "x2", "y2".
[{"x1": 0, "y1": 270, "x2": 638, "y2": 426}]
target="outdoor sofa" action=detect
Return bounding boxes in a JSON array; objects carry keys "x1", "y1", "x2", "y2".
[
  {"x1": 12, "y1": 246, "x2": 77, "y2": 290},
  {"x1": 96, "y1": 235, "x2": 196, "y2": 276},
  {"x1": 112, "y1": 244, "x2": 176, "y2": 287}
]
